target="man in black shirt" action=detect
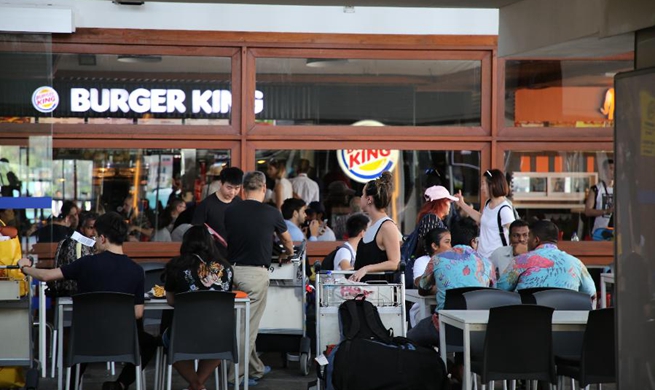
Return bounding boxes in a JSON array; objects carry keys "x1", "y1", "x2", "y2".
[
  {"x1": 224, "y1": 171, "x2": 294, "y2": 385},
  {"x1": 192, "y1": 167, "x2": 244, "y2": 258},
  {"x1": 19, "y1": 212, "x2": 156, "y2": 390}
]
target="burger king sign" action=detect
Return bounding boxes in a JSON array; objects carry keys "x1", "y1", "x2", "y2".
[
  {"x1": 337, "y1": 149, "x2": 399, "y2": 184},
  {"x1": 32, "y1": 86, "x2": 59, "y2": 113}
]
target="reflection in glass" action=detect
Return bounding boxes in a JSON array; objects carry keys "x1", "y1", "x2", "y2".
[
  {"x1": 255, "y1": 149, "x2": 481, "y2": 239},
  {"x1": 255, "y1": 58, "x2": 482, "y2": 126}
]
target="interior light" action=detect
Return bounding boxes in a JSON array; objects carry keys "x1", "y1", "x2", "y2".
[
  {"x1": 306, "y1": 58, "x2": 349, "y2": 68},
  {"x1": 117, "y1": 55, "x2": 162, "y2": 64}
]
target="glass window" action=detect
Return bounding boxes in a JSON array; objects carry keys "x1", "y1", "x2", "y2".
[
  {"x1": 255, "y1": 148, "x2": 481, "y2": 240},
  {"x1": 504, "y1": 150, "x2": 613, "y2": 239},
  {"x1": 255, "y1": 58, "x2": 482, "y2": 126},
  {"x1": 505, "y1": 60, "x2": 633, "y2": 128},
  {"x1": 0, "y1": 53, "x2": 232, "y2": 125},
  {"x1": 49, "y1": 148, "x2": 231, "y2": 242}
]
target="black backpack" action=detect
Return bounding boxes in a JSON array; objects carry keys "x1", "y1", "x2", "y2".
[
  {"x1": 328, "y1": 296, "x2": 449, "y2": 390},
  {"x1": 485, "y1": 199, "x2": 517, "y2": 247},
  {"x1": 321, "y1": 244, "x2": 354, "y2": 271}
]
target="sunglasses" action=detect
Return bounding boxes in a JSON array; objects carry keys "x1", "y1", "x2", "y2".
[
  {"x1": 424, "y1": 168, "x2": 440, "y2": 177},
  {"x1": 484, "y1": 170, "x2": 493, "y2": 179}
]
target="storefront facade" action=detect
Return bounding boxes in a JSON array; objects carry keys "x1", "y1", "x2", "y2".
[{"x1": 0, "y1": 25, "x2": 627, "y2": 263}]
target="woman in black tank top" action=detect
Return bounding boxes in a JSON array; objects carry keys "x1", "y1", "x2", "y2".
[{"x1": 351, "y1": 171, "x2": 401, "y2": 282}]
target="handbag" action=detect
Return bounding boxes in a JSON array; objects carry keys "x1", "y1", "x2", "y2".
[{"x1": 0, "y1": 219, "x2": 28, "y2": 296}]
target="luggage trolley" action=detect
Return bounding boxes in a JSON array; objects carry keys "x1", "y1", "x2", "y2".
[
  {"x1": 257, "y1": 241, "x2": 312, "y2": 375},
  {"x1": 314, "y1": 267, "x2": 406, "y2": 389},
  {"x1": 0, "y1": 265, "x2": 39, "y2": 390}
]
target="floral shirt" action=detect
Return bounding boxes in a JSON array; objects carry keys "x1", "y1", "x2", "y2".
[
  {"x1": 419, "y1": 245, "x2": 495, "y2": 311},
  {"x1": 496, "y1": 243, "x2": 596, "y2": 296}
]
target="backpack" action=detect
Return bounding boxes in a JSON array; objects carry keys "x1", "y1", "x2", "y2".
[
  {"x1": 321, "y1": 244, "x2": 354, "y2": 271},
  {"x1": 485, "y1": 199, "x2": 517, "y2": 247},
  {"x1": 326, "y1": 296, "x2": 449, "y2": 390}
]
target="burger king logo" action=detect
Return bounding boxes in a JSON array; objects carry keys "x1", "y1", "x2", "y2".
[
  {"x1": 337, "y1": 149, "x2": 399, "y2": 183},
  {"x1": 32, "y1": 86, "x2": 59, "y2": 113}
]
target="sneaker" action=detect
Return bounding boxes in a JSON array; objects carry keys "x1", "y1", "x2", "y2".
[
  {"x1": 228, "y1": 378, "x2": 258, "y2": 387},
  {"x1": 252, "y1": 366, "x2": 271, "y2": 380}
]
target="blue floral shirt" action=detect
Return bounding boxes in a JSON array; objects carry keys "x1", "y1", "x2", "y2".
[
  {"x1": 419, "y1": 245, "x2": 495, "y2": 311},
  {"x1": 497, "y1": 243, "x2": 596, "y2": 296}
]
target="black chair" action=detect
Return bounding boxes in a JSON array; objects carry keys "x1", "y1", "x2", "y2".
[
  {"x1": 518, "y1": 287, "x2": 566, "y2": 304},
  {"x1": 462, "y1": 289, "x2": 522, "y2": 310},
  {"x1": 165, "y1": 290, "x2": 238, "y2": 390},
  {"x1": 556, "y1": 308, "x2": 615, "y2": 390},
  {"x1": 66, "y1": 292, "x2": 142, "y2": 390},
  {"x1": 532, "y1": 290, "x2": 593, "y2": 311},
  {"x1": 471, "y1": 305, "x2": 556, "y2": 390},
  {"x1": 442, "y1": 287, "x2": 492, "y2": 352},
  {"x1": 141, "y1": 262, "x2": 166, "y2": 332}
]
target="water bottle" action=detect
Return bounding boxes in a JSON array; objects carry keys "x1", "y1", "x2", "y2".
[
  {"x1": 571, "y1": 232, "x2": 580, "y2": 242},
  {"x1": 324, "y1": 271, "x2": 334, "y2": 305}
]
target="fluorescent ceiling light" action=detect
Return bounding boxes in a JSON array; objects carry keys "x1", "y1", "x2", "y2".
[
  {"x1": 117, "y1": 55, "x2": 162, "y2": 64},
  {"x1": 306, "y1": 58, "x2": 349, "y2": 68}
]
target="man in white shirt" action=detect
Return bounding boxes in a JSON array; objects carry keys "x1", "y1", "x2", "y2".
[
  {"x1": 292, "y1": 159, "x2": 320, "y2": 204},
  {"x1": 333, "y1": 213, "x2": 369, "y2": 271},
  {"x1": 584, "y1": 158, "x2": 614, "y2": 237},
  {"x1": 489, "y1": 219, "x2": 529, "y2": 277}
]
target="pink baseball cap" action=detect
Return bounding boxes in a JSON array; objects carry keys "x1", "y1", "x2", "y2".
[{"x1": 424, "y1": 186, "x2": 458, "y2": 202}]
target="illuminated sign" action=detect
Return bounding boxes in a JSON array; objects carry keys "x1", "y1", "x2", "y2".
[
  {"x1": 337, "y1": 149, "x2": 399, "y2": 183},
  {"x1": 33, "y1": 87, "x2": 263, "y2": 115},
  {"x1": 600, "y1": 88, "x2": 615, "y2": 120},
  {"x1": 31, "y1": 86, "x2": 59, "y2": 113}
]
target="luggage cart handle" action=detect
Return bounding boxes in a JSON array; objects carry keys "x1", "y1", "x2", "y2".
[{"x1": 0, "y1": 265, "x2": 20, "y2": 269}]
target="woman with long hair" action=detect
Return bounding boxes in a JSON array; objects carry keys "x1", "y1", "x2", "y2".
[
  {"x1": 456, "y1": 168, "x2": 516, "y2": 258},
  {"x1": 413, "y1": 186, "x2": 458, "y2": 256},
  {"x1": 266, "y1": 159, "x2": 293, "y2": 209},
  {"x1": 351, "y1": 171, "x2": 402, "y2": 282},
  {"x1": 163, "y1": 225, "x2": 233, "y2": 390}
]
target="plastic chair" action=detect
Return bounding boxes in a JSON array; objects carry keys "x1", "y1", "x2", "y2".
[
  {"x1": 518, "y1": 287, "x2": 566, "y2": 304},
  {"x1": 556, "y1": 308, "x2": 615, "y2": 390},
  {"x1": 141, "y1": 262, "x2": 166, "y2": 332},
  {"x1": 65, "y1": 292, "x2": 142, "y2": 390},
  {"x1": 462, "y1": 289, "x2": 522, "y2": 310},
  {"x1": 442, "y1": 287, "x2": 493, "y2": 353},
  {"x1": 164, "y1": 290, "x2": 238, "y2": 390},
  {"x1": 471, "y1": 305, "x2": 557, "y2": 390},
  {"x1": 532, "y1": 290, "x2": 593, "y2": 311}
]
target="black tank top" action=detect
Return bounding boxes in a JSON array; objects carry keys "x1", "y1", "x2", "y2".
[{"x1": 354, "y1": 219, "x2": 391, "y2": 270}]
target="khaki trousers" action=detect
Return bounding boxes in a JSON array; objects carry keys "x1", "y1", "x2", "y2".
[{"x1": 228, "y1": 265, "x2": 269, "y2": 380}]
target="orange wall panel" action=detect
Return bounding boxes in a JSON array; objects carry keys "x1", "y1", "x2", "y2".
[{"x1": 515, "y1": 87, "x2": 610, "y2": 123}]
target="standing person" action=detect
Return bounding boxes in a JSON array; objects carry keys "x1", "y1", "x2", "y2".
[
  {"x1": 455, "y1": 169, "x2": 516, "y2": 258},
  {"x1": 266, "y1": 159, "x2": 293, "y2": 210},
  {"x1": 163, "y1": 226, "x2": 233, "y2": 390},
  {"x1": 292, "y1": 158, "x2": 320, "y2": 204},
  {"x1": 192, "y1": 167, "x2": 244, "y2": 258},
  {"x1": 281, "y1": 198, "x2": 320, "y2": 242},
  {"x1": 224, "y1": 171, "x2": 294, "y2": 386},
  {"x1": 17, "y1": 212, "x2": 157, "y2": 390},
  {"x1": 409, "y1": 185, "x2": 458, "y2": 259},
  {"x1": 584, "y1": 158, "x2": 614, "y2": 238},
  {"x1": 497, "y1": 220, "x2": 596, "y2": 299},
  {"x1": 36, "y1": 200, "x2": 79, "y2": 243},
  {"x1": 351, "y1": 171, "x2": 402, "y2": 282},
  {"x1": 489, "y1": 219, "x2": 529, "y2": 277},
  {"x1": 306, "y1": 201, "x2": 337, "y2": 241},
  {"x1": 333, "y1": 213, "x2": 370, "y2": 271}
]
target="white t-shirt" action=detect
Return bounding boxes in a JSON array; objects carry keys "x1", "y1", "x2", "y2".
[
  {"x1": 409, "y1": 255, "x2": 431, "y2": 328},
  {"x1": 477, "y1": 200, "x2": 515, "y2": 258},
  {"x1": 334, "y1": 242, "x2": 356, "y2": 271},
  {"x1": 592, "y1": 181, "x2": 613, "y2": 232}
]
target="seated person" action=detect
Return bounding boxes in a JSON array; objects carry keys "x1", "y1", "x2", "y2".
[
  {"x1": 497, "y1": 220, "x2": 596, "y2": 300},
  {"x1": 307, "y1": 201, "x2": 337, "y2": 241},
  {"x1": 333, "y1": 213, "x2": 369, "y2": 271},
  {"x1": 489, "y1": 219, "x2": 529, "y2": 278},
  {"x1": 281, "y1": 198, "x2": 319, "y2": 242},
  {"x1": 408, "y1": 227, "x2": 452, "y2": 328},
  {"x1": 163, "y1": 225, "x2": 234, "y2": 390},
  {"x1": 408, "y1": 218, "x2": 494, "y2": 348}
]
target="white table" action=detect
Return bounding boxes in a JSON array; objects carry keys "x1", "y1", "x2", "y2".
[
  {"x1": 438, "y1": 310, "x2": 589, "y2": 390},
  {"x1": 405, "y1": 289, "x2": 437, "y2": 320},
  {"x1": 600, "y1": 273, "x2": 614, "y2": 309},
  {"x1": 55, "y1": 295, "x2": 250, "y2": 390}
]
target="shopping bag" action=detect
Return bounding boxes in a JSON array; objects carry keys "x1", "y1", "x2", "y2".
[
  {"x1": 0, "y1": 220, "x2": 27, "y2": 296},
  {"x1": 0, "y1": 367, "x2": 25, "y2": 388}
]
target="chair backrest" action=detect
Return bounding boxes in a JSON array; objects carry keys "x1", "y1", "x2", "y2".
[
  {"x1": 518, "y1": 287, "x2": 566, "y2": 304},
  {"x1": 463, "y1": 289, "x2": 522, "y2": 310},
  {"x1": 69, "y1": 292, "x2": 140, "y2": 366},
  {"x1": 532, "y1": 289, "x2": 593, "y2": 310},
  {"x1": 168, "y1": 290, "x2": 237, "y2": 364},
  {"x1": 482, "y1": 304, "x2": 556, "y2": 383},
  {"x1": 580, "y1": 308, "x2": 615, "y2": 386},
  {"x1": 443, "y1": 286, "x2": 493, "y2": 309},
  {"x1": 141, "y1": 262, "x2": 166, "y2": 291}
]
